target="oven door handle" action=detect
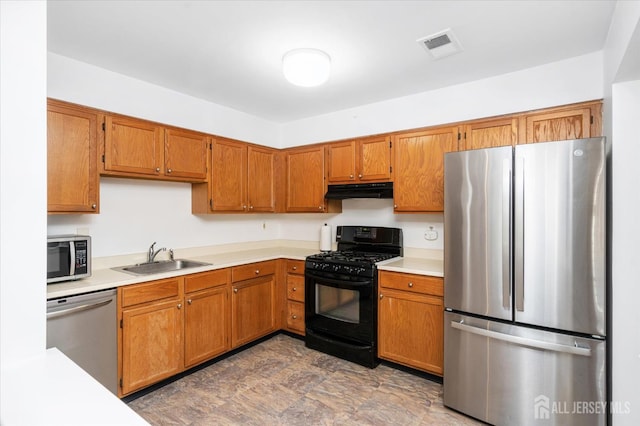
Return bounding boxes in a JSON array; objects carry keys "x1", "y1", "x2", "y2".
[{"x1": 305, "y1": 272, "x2": 372, "y2": 288}]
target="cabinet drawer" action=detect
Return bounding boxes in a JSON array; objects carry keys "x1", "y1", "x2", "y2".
[
  {"x1": 379, "y1": 271, "x2": 443, "y2": 296},
  {"x1": 286, "y1": 301, "x2": 305, "y2": 333},
  {"x1": 287, "y1": 275, "x2": 305, "y2": 302},
  {"x1": 185, "y1": 268, "x2": 230, "y2": 293},
  {"x1": 286, "y1": 259, "x2": 305, "y2": 275},
  {"x1": 120, "y1": 277, "x2": 181, "y2": 308},
  {"x1": 232, "y1": 260, "x2": 276, "y2": 282}
]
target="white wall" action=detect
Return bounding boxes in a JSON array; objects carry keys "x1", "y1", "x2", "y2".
[
  {"x1": 0, "y1": 1, "x2": 47, "y2": 367},
  {"x1": 604, "y1": 1, "x2": 640, "y2": 424},
  {"x1": 48, "y1": 52, "x2": 603, "y2": 258},
  {"x1": 281, "y1": 52, "x2": 603, "y2": 146}
]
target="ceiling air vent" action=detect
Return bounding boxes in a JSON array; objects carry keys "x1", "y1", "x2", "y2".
[{"x1": 417, "y1": 28, "x2": 463, "y2": 60}]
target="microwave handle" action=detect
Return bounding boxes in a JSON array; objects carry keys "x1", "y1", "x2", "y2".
[{"x1": 69, "y1": 241, "x2": 76, "y2": 276}]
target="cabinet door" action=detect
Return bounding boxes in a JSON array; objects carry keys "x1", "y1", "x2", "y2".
[
  {"x1": 231, "y1": 275, "x2": 276, "y2": 348},
  {"x1": 184, "y1": 286, "x2": 229, "y2": 368},
  {"x1": 47, "y1": 100, "x2": 100, "y2": 213},
  {"x1": 326, "y1": 141, "x2": 357, "y2": 183},
  {"x1": 393, "y1": 126, "x2": 459, "y2": 212},
  {"x1": 164, "y1": 128, "x2": 208, "y2": 181},
  {"x1": 104, "y1": 115, "x2": 163, "y2": 176},
  {"x1": 359, "y1": 135, "x2": 392, "y2": 181},
  {"x1": 462, "y1": 118, "x2": 517, "y2": 150},
  {"x1": 211, "y1": 138, "x2": 247, "y2": 212},
  {"x1": 286, "y1": 301, "x2": 305, "y2": 334},
  {"x1": 285, "y1": 146, "x2": 326, "y2": 212},
  {"x1": 121, "y1": 299, "x2": 183, "y2": 395},
  {"x1": 524, "y1": 108, "x2": 591, "y2": 143},
  {"x1": 247, "y1": 145, "x2": 276, "y2": 212},
  {"x1": 378, "y1": 288, "x2": 443, "y2": 375}
]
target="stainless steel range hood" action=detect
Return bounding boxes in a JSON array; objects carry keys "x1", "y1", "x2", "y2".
[{"x1": 324, "y1": 182, "x2": 393, "y2": 200}]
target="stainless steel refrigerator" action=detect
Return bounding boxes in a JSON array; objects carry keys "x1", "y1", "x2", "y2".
[{"x1": 443, "y1": 137, "x2": 607, "y2": 425}]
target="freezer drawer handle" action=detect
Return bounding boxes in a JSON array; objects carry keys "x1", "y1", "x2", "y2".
[
  {"x1": 451, "y1": 320, "x2": 592, "y2": 357},
  {"x1": 46, "y1": 298, "x2": 113, "y2": 320}
]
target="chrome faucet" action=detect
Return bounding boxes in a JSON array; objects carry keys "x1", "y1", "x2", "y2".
[{"x1": 147, "y1": 242, "x2": 166, "y2": 263}]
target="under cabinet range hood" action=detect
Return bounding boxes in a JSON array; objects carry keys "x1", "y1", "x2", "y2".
[{"x1": 324, "y1": 182, "x2": 393, "y2": 200}]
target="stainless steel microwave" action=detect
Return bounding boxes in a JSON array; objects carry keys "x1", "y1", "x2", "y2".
[{"x1": 47, "y1": 235, "x2": 91, "y2": 284}]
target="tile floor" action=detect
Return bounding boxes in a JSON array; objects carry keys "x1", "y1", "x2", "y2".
[{"x1": 127, "y1": 334, "x2": 481, "y2": 425}]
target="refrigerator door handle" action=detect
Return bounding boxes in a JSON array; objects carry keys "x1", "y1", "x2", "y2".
[
  {"x1": 450, "y1": 320, "x2": 592, "y2": 357},
  {"x1": 515, "y1": 157, "x2": 525, "y2": 312},
  {"x1": 502, "y1": 159, "x2": 512, "y2": 309}
]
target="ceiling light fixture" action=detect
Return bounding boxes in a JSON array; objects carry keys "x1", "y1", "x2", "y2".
[{"x1": 282, "y1": 48, "x2": 331, "y2": 87}]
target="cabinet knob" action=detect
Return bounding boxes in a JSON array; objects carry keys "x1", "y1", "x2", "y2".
[
  {"x1": 318, "y1": 206, "x2": 323, "y2": 210},
  {"x1": 349, "y1": 174, "x2": 354, "y2": 179},
  {"x1": 292, "y1": 287, "x2": 297, "y2": 291},
  {"x1": 155, "y1": 167, "x2": 160, "y2": 172},
  {"x1": 249, "y1": 205, "x2": 254, "y2": 210},
  {"x1": 167, "y1": 168, "x2": 172, "y2": 174},
  {"x1": 91, "y1": 204, "x2": 97, "y2": 209},
  {"x1": 292, "y1": 266, "x2": 297, "y2": 271},
  {"x1": 408, "y1": 282, "x2": 414, "y2": 288},
  {"x1": 255, "y1": 270, "x2": 260, "y2": 274},
  {"x1": 243, "y1": 205, "x2": 247, "y2": 210},
  {"x1": 394, "y1": 204, "x2": 397, "y2": 209},
  {"x1": 233, "y1": 288, "x2": 238, "y2": 293},
  {"x1": 177, "y1": 303, "x2": 182, "y2": 309},
  {"x1": 358, "y1": 174, "x2": 363, "y2": 178},
  {"x1": 187, "y1": 299, "x2": 192, "y2": 305},
  {"x1": 292, "y1": 315, "x2": 298, "y2": 319},
  {"x1": 379, "y1": 294, "x2": 384, "y2": 299}
]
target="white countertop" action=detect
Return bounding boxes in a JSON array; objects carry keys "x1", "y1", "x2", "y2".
[
  {"x1": 1, "y1": 348, "x2": 148, "y2": 426},
  {"x1": 377, "y1": 256, "x2": 444, "y2": 277},
  {"x1": 47, "y1": 241, "x2": 444, "y2": 299}
]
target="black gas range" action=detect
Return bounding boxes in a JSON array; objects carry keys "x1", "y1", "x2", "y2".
[{"x1": 305, "y1": 226, "x2": 403, "y2": 368}]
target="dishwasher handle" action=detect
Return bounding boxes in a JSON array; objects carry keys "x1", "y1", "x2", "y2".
[{"x1": 47, "y1": 297, "x2": 114, "y2": 320}]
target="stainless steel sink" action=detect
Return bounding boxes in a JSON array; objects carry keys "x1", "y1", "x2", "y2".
[{"x1": 113, "y1": 259, "x2": 211, "y2": 276}]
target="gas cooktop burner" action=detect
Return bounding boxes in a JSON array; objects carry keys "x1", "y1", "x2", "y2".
[{"x1": 307, "y1": 251, "x2": 398, "y2": 264}]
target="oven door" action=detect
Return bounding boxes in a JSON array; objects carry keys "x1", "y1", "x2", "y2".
[{"x1": 305, "y1": 270, "x2": 375, "y2": 345}]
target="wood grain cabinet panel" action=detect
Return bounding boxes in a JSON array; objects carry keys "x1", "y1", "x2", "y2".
[
  {"x1": 523, "y1": 108, "x2": 591, "y2": 143},
  {"x1": 210, "y1": 138, "x2": 247, "y2": 212},
  {"x1": 393, "y1": 126, "x2": 459, "y2": 212},
  {"x1": 120, "y1": 298, "x2": 183, "y2": 395},
  {"x1": 231, "y1": 274, "x2": 277, "y2": 348},
  {"x1": 47, "y1": 99, "x2": 101, "y2": 213},
  {"x1": 103, "y1": 114, "x2": 208, "y2": 182},
  {"x1": 286, "y1": 301, "x2": 305, "y2": 334},
  {"x1": 326, "y1": 135, "x2": 392, "y2": 183},
  {"x1": 247, "y1": 145, "x2": 276, "y2": 212},
  {"x1": 285, "y1": 145, "x2": 334, "y2": 212},
  {"x1": 184, "y1": 285, "x2": 229, "y2": 368},
  {"x1": 462, "y1": 118, "x2": 518, "y2": 150}
]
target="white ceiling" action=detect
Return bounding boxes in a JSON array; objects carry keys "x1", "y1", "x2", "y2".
[{"x1": 47, "y1": 1, "x2": 616, "y2": 123}]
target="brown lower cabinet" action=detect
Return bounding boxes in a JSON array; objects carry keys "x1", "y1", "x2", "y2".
[
  {"x1": 118, "y1": 270, "x2": 231, "y2": 397},
  {"x1": 284, "y1": 259, "x2": 305, "y2": 335},
  {"x1": 377, "y1": 271, "x2": 444, "y2": 376},
  {"x1": 231, "y1": 261, "x2": 278, "y2": 348}
]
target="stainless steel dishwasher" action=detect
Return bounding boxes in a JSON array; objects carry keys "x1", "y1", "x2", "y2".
[{"x1": 47, "y1": 288, "x2": 118, "y2": 395}]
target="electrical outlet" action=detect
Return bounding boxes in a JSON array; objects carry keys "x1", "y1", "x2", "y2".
[{"x1": 424, "y1": 226, "x2": 438, "y2": 241}]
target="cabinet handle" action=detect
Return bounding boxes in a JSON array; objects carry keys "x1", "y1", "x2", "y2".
[
  {"x1": 349, "y1": 174, "x2": 354, "y2": 179},
  {"x1": 155, "y1": 167, "x2": 160, "y2": 172},
  {"x1": 249, "y1": 205, "x2": 254, "y2": 210},
  {"x1": 177, "y1": 303, "x2": 182, "y2": 309},
  {"x1": 233, "y1": 288, "x2": 238, "y2": 293},
  {"x1": 292, "y1": 287, "x2": 297, "y2": 291},
  {"x1": 318, "y1": 206, "x2": 323, "y2": 210},
  {"x1": 379, "y1": 294, "x2": 384, "y2": 299},
  {"x1": 255, "y1": 269, "x2": 260, "y2": 274},
  {"x1": 292, "y1": 266, "x2": 297, "y2": 271},
  {"x1": 91, "y1": 204, "x2": 97, "y2": 209},
  {"x1": 358, "y1": 174, "x2": 363, "y2": 178},
  {"x1": 394, "y1": 204, "x2": 397, "y2": 209},
  {"x1": 292, "y1": 315, "x2": 298, "y2": 319},
  {"x1": 187, "y1": 299, "x2": 192, "y2": 305},
  {"x1": 243, "y1": 205, "x2": 247, "y2": 210},
  {"x1": 408, "y1": 282, "x2": 414, "y2": 288},
  {"x1": 167, "y1": 168, "x2": 172, "y2": 174}
]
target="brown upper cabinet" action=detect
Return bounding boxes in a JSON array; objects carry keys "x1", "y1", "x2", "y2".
[
  {"x1": 392, "y1": 126, "x2": 460, "y2": 213},
  {"x1": 47, "y1": 99, "x2": 101, "y2": 214},
  {"x1": 519, "y1": 101, "x2": 601, "y2": 144},
  {"x1": 461, "y1": 117, "x2": 518, "y2": 151},
  {"x1": 326, "y1": 135, "x2": 392, "y2": 183},
  {"x1": 284, "y1": 145, "x2": 341, "y2": 213},
  {"x1": 102, "y1": 114, "x2": 208, "y2": 182},
  {"x1": 192, "y1": 138, "x2": 276, "y2": 213}
]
